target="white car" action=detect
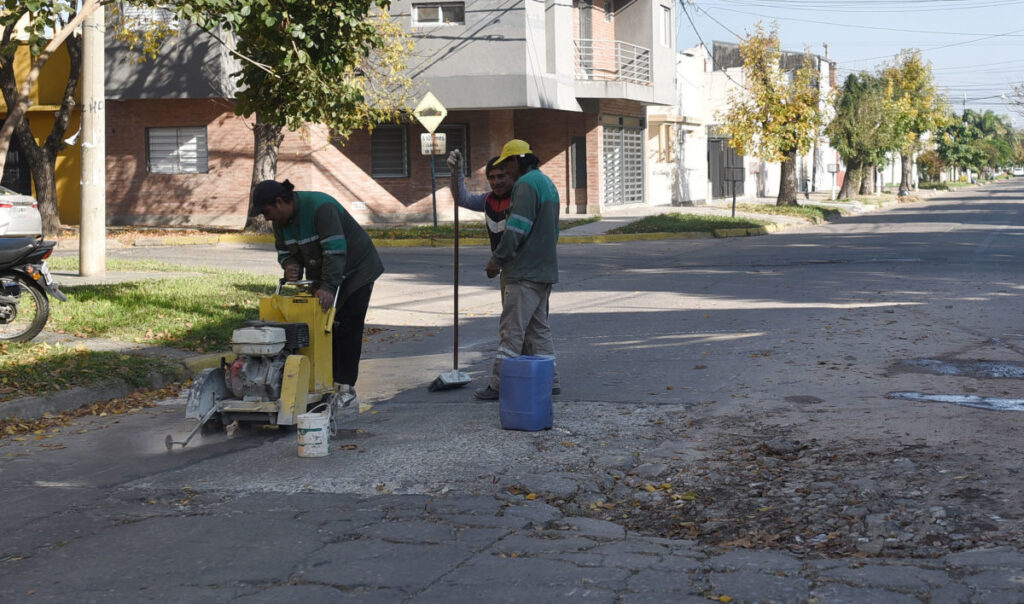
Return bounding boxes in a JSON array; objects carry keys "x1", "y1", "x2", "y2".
[
  {"x1": 0, "y1": 185, "x2": 42, "y2": 237},
  {"x1": 1013, "y1": 167, "x2": 1024, "y2": 177}
]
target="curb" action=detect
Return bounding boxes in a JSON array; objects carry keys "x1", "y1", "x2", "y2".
[
  {"x1": 57, "y1": 219, "x2": 799, "y2": 250},
  {"x1": 0, "y1": 356, "x2": 198, "y2": 422},
  {"x1": 560, "y1": 231, "x2": 714, "y2": 244}
]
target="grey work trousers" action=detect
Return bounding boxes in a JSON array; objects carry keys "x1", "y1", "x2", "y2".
[{"x1": 489, "y1": 279, "x2": 558, "y2": 391}]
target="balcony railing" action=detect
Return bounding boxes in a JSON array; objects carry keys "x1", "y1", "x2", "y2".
[{"x1": 574, "y1": 39, "x2": 652, "y2": 86}]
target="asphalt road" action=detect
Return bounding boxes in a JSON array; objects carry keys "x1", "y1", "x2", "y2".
[{"x1": 5, "y1": 180, "x2": 1024, "y2": 602}]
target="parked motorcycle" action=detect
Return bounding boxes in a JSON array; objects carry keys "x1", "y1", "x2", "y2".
[{"x1": 0, "y1": 236, "x2": 66, "y2": 342}]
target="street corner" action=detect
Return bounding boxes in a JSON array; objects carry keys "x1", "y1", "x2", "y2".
[{"x1": 713, "y1": 222, "x2": 786, "y2": 238}]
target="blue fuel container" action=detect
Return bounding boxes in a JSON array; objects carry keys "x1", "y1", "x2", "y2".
[{"x1": 499, "y1": 356, "x2": 554, "y2": 431}]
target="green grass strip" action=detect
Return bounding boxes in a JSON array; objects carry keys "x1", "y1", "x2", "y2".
[
  {"x1": 606, "y1": 213, "x2": 766, "y2": 235},
  {"x1": 51, "y1": 271, "x2": 276, "y2": 351},
  {"x1": 0, "y1": 343, "x2": 183, "y2": 402},
  {"x1": 732, "y1": 203, "x2": 844, "y2": 223}
]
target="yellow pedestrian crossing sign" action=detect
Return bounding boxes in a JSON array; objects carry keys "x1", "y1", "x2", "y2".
[{"x1": 413, "y1": 92, "x2": 447, "y2": 134}]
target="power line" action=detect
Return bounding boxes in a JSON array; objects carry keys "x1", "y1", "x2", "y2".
[{"x1": 700, "y1": 3, "x2": 1024, "y2": 37}]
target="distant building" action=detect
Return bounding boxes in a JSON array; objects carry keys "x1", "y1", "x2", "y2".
[{"x1": 647, "y1": 39, "x2": 839, "y2": 210}]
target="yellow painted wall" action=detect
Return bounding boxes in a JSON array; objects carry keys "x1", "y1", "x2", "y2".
[{"x1": 0, "y1": 42, "x2": 82, "y2": 225}]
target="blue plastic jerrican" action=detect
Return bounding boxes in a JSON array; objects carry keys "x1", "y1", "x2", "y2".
[{"x1": 499, "y1": 355, "x2": 554, "y2": 431}]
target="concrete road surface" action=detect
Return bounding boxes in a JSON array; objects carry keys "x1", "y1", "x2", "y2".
[{"x1": 4, "y1": 180, "x2": 1024, "y2": 602}]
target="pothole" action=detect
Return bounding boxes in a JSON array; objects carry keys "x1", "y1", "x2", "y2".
[
  {"x1": 891, "y1": 358, "x2": 1024, "y2": 379},
  {"x1": 887, "y1": 391, "x2": 1024, "y2": 411}
]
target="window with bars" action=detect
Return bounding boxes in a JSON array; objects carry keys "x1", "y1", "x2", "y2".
[
  {"x1": 413, "y1": 2, "x2": 465, "y2": 25},
  {"x1": 146, "y1": 127, "x2": 208, "y2": 174},
  {"x1": 430, "y1": 124, "x2": 469, "y2": 176},
  {"x1": 371, "y1": 125, "x2": 409, "y2": 178}
]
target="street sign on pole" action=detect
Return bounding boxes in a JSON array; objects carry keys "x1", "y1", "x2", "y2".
[
  {"x1": 414, "y1": 93, "x2": 448, "y2": 225},
  {"x1": 724, "y1": 166, "x2": 745, "y2": 218},
  {"x1": 420, "y1": 133, "x2": 446, "y2": 156},
  {"x1": 414, "y1": 93, "x2": 448, "y2": 226},
  {"x1": 413, "y1": 92, "x2": 447, "y2": 134}
]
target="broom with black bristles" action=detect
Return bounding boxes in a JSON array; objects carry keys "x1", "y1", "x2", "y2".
[{"x1": 429, "y1": 171, "x2": 471, "y2": 392}]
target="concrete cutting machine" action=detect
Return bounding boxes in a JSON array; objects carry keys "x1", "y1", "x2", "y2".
[{"x1": 166, "y1": 280, "x2": 345, "y2": 449}]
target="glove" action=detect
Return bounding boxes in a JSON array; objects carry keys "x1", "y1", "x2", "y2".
[
  {"x1": 284, "y1": 263, "x2": 302, "y2": 281},
  {"x1": 446, "y1": 149, "x2": 462, "y2": 172}
]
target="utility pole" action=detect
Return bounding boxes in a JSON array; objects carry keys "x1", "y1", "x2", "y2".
[{"x1": 80, "y1": 5, "x2": 105, "y2": 276}]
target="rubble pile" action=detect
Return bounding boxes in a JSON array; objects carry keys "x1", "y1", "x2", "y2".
[{"x1": 574, "y1": 419, "x2": 1023, "y2": 558}]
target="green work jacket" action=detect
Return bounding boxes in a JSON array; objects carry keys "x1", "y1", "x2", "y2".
[
  {"x1": 273, "y1": 191, "x2": 384, "y2": 305},
  {"x1": 491, "y1": 168, "x2": 560, "y2": 284}
]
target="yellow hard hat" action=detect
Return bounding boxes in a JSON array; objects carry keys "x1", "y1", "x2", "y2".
[{"x1": 495, "y1": 139, "x2": 532, "y2": 165}]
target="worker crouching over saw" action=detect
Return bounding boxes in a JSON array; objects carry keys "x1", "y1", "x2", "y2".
[{"x1": 250, "y1": 179, "x2": 384, "y2": 404}]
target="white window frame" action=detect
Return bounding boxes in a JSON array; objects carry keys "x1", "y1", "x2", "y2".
[
  {"x1": 412, "y1": 2, "x2": 465, "y2": 26},
  {"x1": 146, "y1": 126, "x2": 208, "y2": 174},
  {"x1": 371, "y1": 124, "x2": 409, "y2": 178}
]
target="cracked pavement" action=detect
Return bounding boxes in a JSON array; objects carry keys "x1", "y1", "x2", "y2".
[{"x1": 4, "y1": 182, "x2": 1024, "y2": 602}]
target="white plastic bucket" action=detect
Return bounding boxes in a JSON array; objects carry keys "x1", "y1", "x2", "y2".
[{"x1": 297, "y1": 408, "x2": 330, "y2": 458}]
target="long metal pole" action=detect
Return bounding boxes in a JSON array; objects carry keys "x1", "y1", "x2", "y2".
[
  {"x1": 453, "y1": 198, "x2": 459, "y2": 371},
  {"x1": 731, "y1": 181, "x2": 736, "y2": 218},
  {"x1": 80, "y1": 6, "x2": 105, "y2": 276},
  {"x1": 430, "y1": 152, "x2": 438, "y2": 227}
]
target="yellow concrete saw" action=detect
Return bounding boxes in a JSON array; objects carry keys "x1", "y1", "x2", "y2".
[{"x1": 166, "y1": 280, "x2": 350, "y2": 449}]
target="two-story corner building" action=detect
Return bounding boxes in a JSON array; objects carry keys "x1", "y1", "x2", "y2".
[
  {"x1": 94, "y1": 1, "x2": 676, "y2": 228},
  {"x1": 338, "y1": 0, "x2": 677, "y2": 221}
]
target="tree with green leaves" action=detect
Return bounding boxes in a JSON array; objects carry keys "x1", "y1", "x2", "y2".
[
  {"x1": 719, "y1": 22, "x2": 824, "y2": 206},
  {"x1": 166, "y1": 0, "x2": 413, "y2": 229},
  {"x1": 880, "y1": 50, "x2": 948, "y2": 196},
  {"x1": 826, "y1": 72, "x2": 898, "y2": 200},
  {"x1": 937, "y1": 109, "x2": 1019, "y2": 180},
  {"x1": 937, "y1": 109, "x2": 986, "y2": 179}
]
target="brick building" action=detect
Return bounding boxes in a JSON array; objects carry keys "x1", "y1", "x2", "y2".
[{"x1": 96, "y1": 0, "x2": 676, "y2": 228}]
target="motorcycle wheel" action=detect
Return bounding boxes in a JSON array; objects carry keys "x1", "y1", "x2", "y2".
[{"x1": 0, "y1": 272, "x2": 50, "y2": 343}]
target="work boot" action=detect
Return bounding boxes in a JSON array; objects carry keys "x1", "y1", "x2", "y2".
[
  {"x1": 333, "y1": 383, "x2": 357, "y2": 409},
  {"x1": 474, "y1": 385, "x2": 500, "y2": 401}
]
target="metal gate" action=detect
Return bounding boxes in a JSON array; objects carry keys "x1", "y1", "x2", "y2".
[
  {"x1": 602, "y1": 117, "x2": 644, "y2": 206},
  {"x1": 708, "y1": 136, "x2": 744, "y2": 199}
]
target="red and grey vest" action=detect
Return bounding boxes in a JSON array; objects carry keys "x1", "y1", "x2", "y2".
[{"x1": 484, "y1": 191, "x2": 512, "y2": 251}]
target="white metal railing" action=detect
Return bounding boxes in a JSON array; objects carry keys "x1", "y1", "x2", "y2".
[{"x1": 574, "y1": 39, "x2": 652, "y2": 85}]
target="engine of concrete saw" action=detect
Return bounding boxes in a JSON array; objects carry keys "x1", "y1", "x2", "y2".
[
  {"x1": 178, "y1": 281, "x2": 340, "y2": 444},
  {"x1": 226, "y1": 323, "x2": 310, "y2": 402}
]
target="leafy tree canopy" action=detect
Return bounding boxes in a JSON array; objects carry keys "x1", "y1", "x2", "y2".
[
  {"x1": 718, "y1": 22, "x2": 824, "y2": 163},
  {"x1": 880, "y1": 49, "x2": 948, "y2": 153},
  {"x1": 162, "y1": 0, "x2": 413, "y2": 136}
]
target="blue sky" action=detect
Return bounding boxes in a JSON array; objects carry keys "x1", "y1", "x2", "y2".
[{"x1": 676, "y1": 0, "x2": 1024, "y2": 125}]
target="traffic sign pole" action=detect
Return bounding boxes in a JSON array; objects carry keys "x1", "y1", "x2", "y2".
[
  {"x1": 430, "y1": 154, "x2": 438, "y2": 227},
  {"x1": 413, "y1": 93, "x2": 448, "y2": 228}
]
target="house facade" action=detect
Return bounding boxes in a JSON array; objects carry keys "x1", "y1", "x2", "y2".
[
  {"x1": 647, "y1": 41, "x2": 840, "y2": 209},
  {"x1": 94, "y1": 0, "x2": 676, "y2": 228}
]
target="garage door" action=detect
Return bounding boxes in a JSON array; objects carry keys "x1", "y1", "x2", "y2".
[{"x1": 602, "y1": 116, "x2": 644, "y2": 206}]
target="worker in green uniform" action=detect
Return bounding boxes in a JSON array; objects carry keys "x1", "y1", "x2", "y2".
[
  {"x1": 475, "y1": 139, "x2": 561, "y2": 400},
  {"x1": 250, "y1": 179, "x2": 384, "y2": 397}
]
